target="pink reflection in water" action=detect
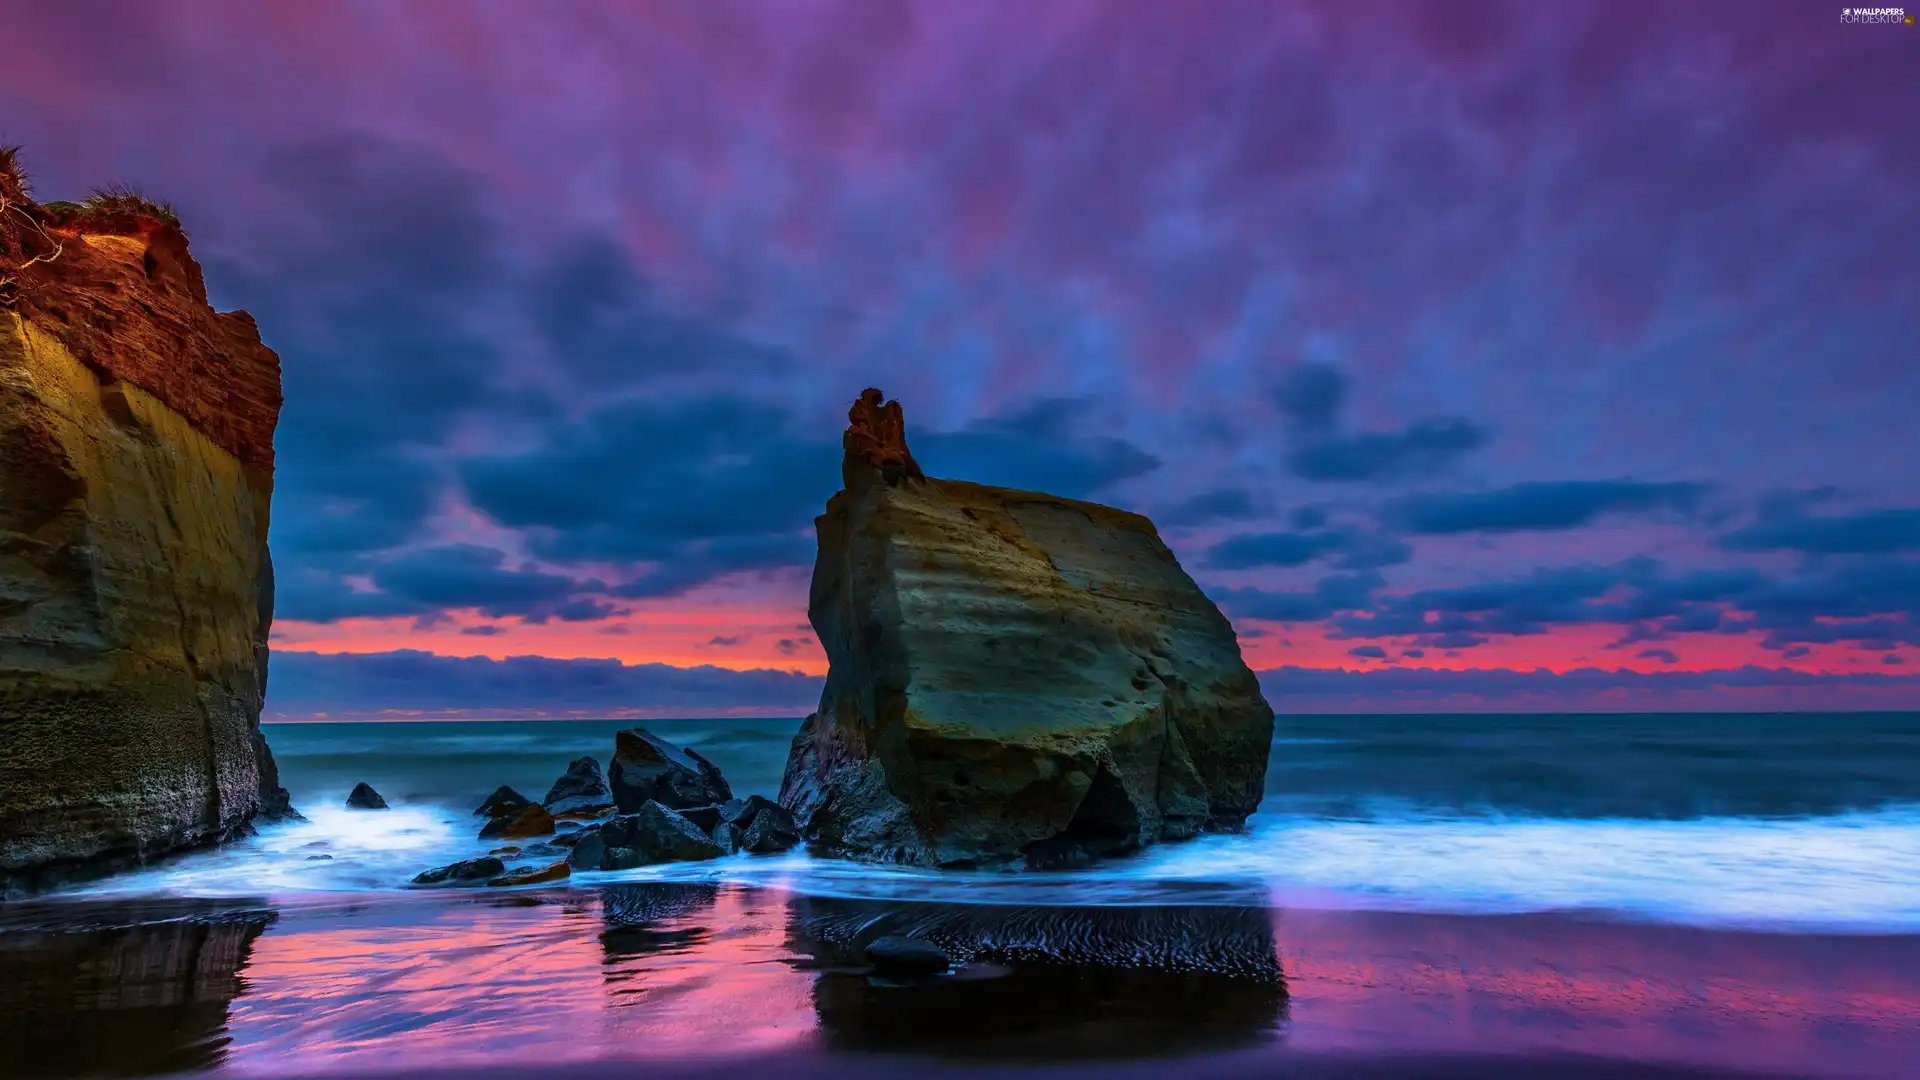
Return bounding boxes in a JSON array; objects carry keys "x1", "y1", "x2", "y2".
[
  {"x1": 223, "y1": 888, "x2": 816, "y2": 1073},
  {"x1": 1274, "y1": 908, "x2": 1920, "y2": 1079}
]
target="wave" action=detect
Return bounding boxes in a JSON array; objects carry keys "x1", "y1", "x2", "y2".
[{"x1": 61, "y1": 798, "x2": 1920, "y2": 933}]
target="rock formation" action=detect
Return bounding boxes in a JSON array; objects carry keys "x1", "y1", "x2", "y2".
[
  {"x1": 542, "y1": 755, "x2": 614, "y2": 815},
  {"x1": 778, "y1": 389, "x2": 1274, "y2": 868},
  {"x1": 0, "y1": 153, "x2": 292, "y2": 892},
  {"x1": 608, "y1": 727, "x2": 732, "y2": 811}
]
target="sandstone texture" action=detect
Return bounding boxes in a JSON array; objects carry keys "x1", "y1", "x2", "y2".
[
  {"x1": 778, "y1": 389, "x2": 1274, "y2": 868},
  {"x1": 0, "y1": 157, "x2": 292, "y2": 892}
]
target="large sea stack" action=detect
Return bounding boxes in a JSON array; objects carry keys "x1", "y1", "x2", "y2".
[
  {"x1": 779, "y1": 389, "x2": 1274, "y2": 869},
  {"x1": 0, "y1": 153, "x2": 292, "y2": 893}
]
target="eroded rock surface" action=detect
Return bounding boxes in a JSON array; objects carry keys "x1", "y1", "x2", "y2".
[
  {"x1": 778, "y1": 389, "x2": 1274, "y2": 868},
  {"x1": 1, "y1": 159, "x2": 292, "y2": 892},
  {"x1": 542, "y1": 755, "x2": 613, "y2": 816}
]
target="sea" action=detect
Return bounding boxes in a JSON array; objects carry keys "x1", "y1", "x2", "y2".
[{"x1": 60, "y1": 711, "x2": 1920, "y2": 931}]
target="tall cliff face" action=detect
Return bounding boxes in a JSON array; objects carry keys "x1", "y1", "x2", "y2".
[
  {"x1": 780, "y1": 390, "x2": 1274, "y2": 869},
  {"x1": 0, "y1": 156, "x2": 292, "y2": 892}
]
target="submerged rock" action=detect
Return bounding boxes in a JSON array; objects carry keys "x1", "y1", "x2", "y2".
[
  {"x1": 740, "y1": 805, "x2": 802, "y2": 854},
  {"x1": 487, "y1": 859, "x2": 570, "y2": 887},
  {"x1": 778, "y1": 389, "x2": 1275, "y2": 869},
  {"x1": 567, "y1": 802, "x2": 724, "y2": 870},
  {"x1": 412, "y1": 857, "x2": 506, "y2": 885},
  {"x1": 480, "y1": 804, "x2": 554, "y2": 840},
  {"x1": 346, "y1": 783, "x2": 389, "y2": 811},
  {"x1": 542, "y1": 756, "x2": 614, "y2": 816},
  {"x1": 608, "y1": 728, "x2": 732, "y2": 812},
  {"x1": 475, "y1": 785, "x2": 532, "y2": 819},
  {"x1": 0, "y1": 165, "x2": 294, "y2": 892},
  {"x1": 865, "y1": 935, "x2": 950, "y2": 976}
]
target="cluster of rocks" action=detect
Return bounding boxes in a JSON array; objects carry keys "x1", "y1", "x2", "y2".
[{"x1": 409, "y1": 727, "x2": 798, "y2": 888}]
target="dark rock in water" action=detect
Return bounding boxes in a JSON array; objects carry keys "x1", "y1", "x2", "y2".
[
  {"x1": 571, "y1": 802, "x2": 724, "y2": 870},
  {"x1": 345, "y1": 783, "x2": 388, "y2": 810},
  {"x1": 474, "y1": 785, "x2": 531, "y2": 819},
  {"x1": 486, "y1": 859, "x2": 569, "y2": 887},
  {"x1": 865, "y1": 935, "x2": 950, "y2": 976},
  {"x1": 565, "y1": 830, "x2": 605, "y2": 870},
  {"x1": 711, "y1": 823, "x2": 741, "y2": 855},
  {"x1": 480, "y1": 804, "x2": 554, "y2": 840},
  {"x1": 518, "y1": 842, "x2": 566, "y2": 859},
  {"x1": 608, "y1": 728, "x2": 732, "y2": 812},
  {"x1": 305, "y1": 854, "x2": 333, "y2": 861},
  {"x1": 542, "y1": 756, "x2": 614, "y2": 816},
  {"x1": 724, "y1": 794, "x2": 782, "y2": 827},
  {"x1": 741, "y1": 803, "x2": 802, "y2": 854},
  {"x1": 677, "y1": 804, "x2": 725, "y2": 833},
  {"x1": 550, "y1": 832, "x2": 582, "y2": 849},
  {"x1": 412, "y1": 856, "x2": 506, "y2": 885},
  {"x1": 488, "y1": 846, "x2": 521, "y2": 856},
  {"x1": 778, "y1": 389, "x2": 1275, "y2": 869}
]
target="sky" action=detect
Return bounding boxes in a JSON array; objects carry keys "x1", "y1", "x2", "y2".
[{"x1": 3, "y1": 0, "x2": 1917, "y2": 718}]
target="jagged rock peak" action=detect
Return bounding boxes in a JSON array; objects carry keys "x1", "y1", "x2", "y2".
[{"x1": 842, "y1": 387, "x2": 924, "y2": 487}]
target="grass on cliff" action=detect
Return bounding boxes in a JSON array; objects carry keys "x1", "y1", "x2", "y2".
[
  {"x1": 79, "y1": 183, "x2": 183, "y2": 228},
  {"x1": 0, "y1": 144, "x2": 28, "y2": 204}
]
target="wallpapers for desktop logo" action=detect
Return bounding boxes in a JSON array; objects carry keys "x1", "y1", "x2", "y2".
[{"x1": 1840, "y1": 6, "x2": 1912, "y2": 23}]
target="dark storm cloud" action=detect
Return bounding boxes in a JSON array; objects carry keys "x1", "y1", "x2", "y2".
[
  {"x1": 264, "y1": 650, "x2": 820, "y2": 718},
  {"x1": 1717, "y1": 507, "x2": 1920, "y2": 556},
  {"x1": 1382, "y1": 480, "x2": 1712, "y2": 534},
  {"x1": 1271, "y1": 364, "x2": 1488, "y2": 483},
  {"x1": 1637, "y1": 648, "x2": 1681, "y2": 665},
  {"x1": 1348, "y1": 645, "x2": 1388, "y2": 660}
]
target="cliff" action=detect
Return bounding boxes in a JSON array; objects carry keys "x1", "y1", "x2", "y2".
[
  {"x1": 0, "y1": 152, "x2": 292, "y2": 893},
  {"x1": 779, "y1": 389, "x2": 1274, "y2": 868}
]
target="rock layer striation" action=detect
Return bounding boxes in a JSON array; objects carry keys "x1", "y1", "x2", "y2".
[
  {"x1": 1, "y1": 157, "x2": 292, "y2": 892},
  {"x1": 779, "y1": 389, "x2": 1274, "y2": 868}
]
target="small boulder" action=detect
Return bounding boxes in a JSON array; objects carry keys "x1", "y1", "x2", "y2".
[
  {"x1": 481, "y1": 803, "x2": 555, "y2": 840},
  {"x1": 711, "y1": 822, "x2": 741, "y2": 855},
  {"x1": 542, "y1": 756, "x2": 615, "y2": 816},
  {"x1": 475, "y1": 785, "x2": 532, "y2": 818},
  {"x1": 413, "y1": 857, "x2": 507, "y2": 886},
  {"x1": 721, "y1": 794, "x2": 780, "y2": 828},
  {"x1": 551, "y1": 832, "x2": 583, "y2": 849},
  {"x1": 677, "y1": 804, "x2": 725, "y2": 833},
  {"x1": 306, "y1": 854, "x2": 333, "y2": 861},
  {"x1": 346, "y1": 783, "x2": 388, "y2": 810},
  {"x1": 741, "y1": 804, "x2": 802, "y2": 854},
  {"x1": 489, "y1": 846, "x2": 522, "y2": 856},
  {"x1": 608, "y1": 728, "x2": 732, "y2": 812},
  {"x1": 573, "y1": 802, "x2": 725, "y2": 870},
  {"x1": 566, "y1": 830, "x2": 606, "y2": 869},
  {"x1": 487, "y1": 860, "x2": 571, "y2": 887},
  {"x1": 865, "y1": 935, "x2": 950, "y2": 976}
]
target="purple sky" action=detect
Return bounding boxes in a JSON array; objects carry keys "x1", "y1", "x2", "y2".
[{"x1": 4, "y1": 0, "x2": 1916, "y2": 717}]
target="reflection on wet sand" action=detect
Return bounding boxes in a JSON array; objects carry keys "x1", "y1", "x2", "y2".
[
  {"x1": 1, "y1": 886, "x2": 1916, "y2": 1079},
  {"x1": 0, "y1": 899, "x2": 273, "y2": 1078},
  {"x1": 787, "y1": 895, "x2": 1288, "y2": 1059}
]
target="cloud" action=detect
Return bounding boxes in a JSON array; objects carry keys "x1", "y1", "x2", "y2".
[
  {"x1": 914, "y1": 397, "x2": 1161, "y2": 498},
  {"x1": 1206, "y1": 526, "x2": 1411, "y2": 571},
  {"x1": 1253, "y1": 664, "x2": 1920, "y2": 712},
  {"x1": 1287, "y1": 417, "x2": 1487, "y2": 483},
  {"x1": 1159, "y1": 487, "x2": 1258, "y2": 528},
  {"x1": 1218, "y1": 571, "x2": 1384, "y2": 623},
  {"x1": 1271, "y1": 364, "x2": 1488, "y2": 483},
  {"x1": 1636, "y1": 647, "x2": 1681, "y2": 665},
  {"x1": 1347, "y1": 645, "x2": 1388, "y2": 660},
  {"x1": 1383, "y1": 481, "x2": 1712, "y2": 534},
  {"x1": 1717, "y1": 507, "x2": 1920, "y2": 556},
  {"x1": 264, "y1": 649, "x2": 820, "y2": 720}
]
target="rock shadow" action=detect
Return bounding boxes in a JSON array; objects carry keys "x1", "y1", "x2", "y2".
[{"x1": 786, "y1": 895, "x2": 1287, "y2": 1060}]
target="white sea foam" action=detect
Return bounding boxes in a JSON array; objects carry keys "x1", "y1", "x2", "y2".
[{"x1": 67, "y1": 796, "x2": 1920, "y2": 932}]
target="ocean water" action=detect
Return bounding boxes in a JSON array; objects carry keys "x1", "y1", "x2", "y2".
[{"x1": 62, "y1": 712, "x2": 1920, "y2": 932}]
